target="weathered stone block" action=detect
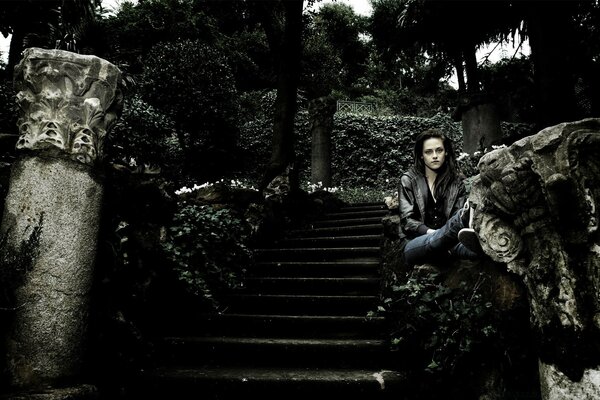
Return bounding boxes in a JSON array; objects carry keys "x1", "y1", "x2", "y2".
[
  {"x1": 3, "y1": 156, "x2": 103, "y2": 387},
  {"x1": 470, "y1": 118, "x2": 600, "y2": 398}
]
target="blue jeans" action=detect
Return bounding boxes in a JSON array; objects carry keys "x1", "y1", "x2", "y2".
[{"x1": 404, "y1": 210, "x2": 478, "y2": 266}]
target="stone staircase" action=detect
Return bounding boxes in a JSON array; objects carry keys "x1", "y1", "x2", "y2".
[{"x1": 127, "y1": 202, "x2": 405, "y2": 399}]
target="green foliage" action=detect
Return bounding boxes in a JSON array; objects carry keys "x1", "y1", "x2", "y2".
[
  {"x1": 100, "y1": 0, "x2": 218, "y2": 73},
  {"x1": 237, "y1": 98, "x2": 536, "y2": 198},
  {"x1": 480, "y1": 57, "x2": 536, "y2": 123},
  {"x1": 237, "y1": 107, "x2": 463, "y2": 185},
  {"x1": 141, "y1": 39, "x2": 241, "y2": 180},
  {"x1": 334, "y1": 188, "x2": 390, "y2": 204},
  {"x1": 236, "y1": 115, "x2": 273, "y2": 184},
  {"x1": 322, "y1": 187, "x2": 394, "y2": 205},
  {"x1": 107, "y1": 94, "x2": 184, "y2": 176},
  {"x1": 161, "y1": 202, "x2": 252, "y2": 309},
  {"x1": 378, "y1": 267, "x2": 538, "y2": 398},
  {"x1": 301, "y1": 21, "x2": 343, "y2": 98},
  {"x1": 501, "y1": 120, "x2": 536, "y2": 142},
  {"x1": 330, "y1": 112, "x2": 462, "y2": 188},
  {"x1": 386, "y1": 272, "x2": 497, "y2": 375},
  {"x1": 238, "y1": 90, "x2": 278, "y2": 124},
  {"x1": 0, "y1": 80, "x2": 17, "y2": 135},
  {"x1": 456, "y1": 146, "x2": 487, "y2": 183},
  {"x1": 356, "y1": 87, "x2": 457, "y2": 117},
  {"x1": 141, "y1": 39, "x2": 240, "y2": 130},
  {"x1": 307, "y1": 3, "x2": 369, "y2": 92}
]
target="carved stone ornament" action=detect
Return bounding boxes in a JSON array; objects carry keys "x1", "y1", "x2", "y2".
[
  {"x1": 13, "y1": 47, "x2": 123, "y2": 165},
  {"x1": 469, "y1": 118, "x2": 600, "y2": 386}
]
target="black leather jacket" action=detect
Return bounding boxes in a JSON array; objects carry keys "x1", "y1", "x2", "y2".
[{"x1": 398, "y1": 167, "x2": 466, "y2": 240}]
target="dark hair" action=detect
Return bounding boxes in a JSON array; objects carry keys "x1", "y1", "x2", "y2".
[{"x1": 413, "y1": 128, "x2": 459, "y2": 200}]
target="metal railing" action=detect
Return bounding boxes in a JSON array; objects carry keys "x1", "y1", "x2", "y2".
[{"x1": 336, "y1": 100, "x2": 376, "y2": 114}]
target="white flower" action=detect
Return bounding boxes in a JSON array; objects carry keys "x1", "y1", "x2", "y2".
[{"x1": 456, "y1": 152, "x2": 470, "y2": 161}]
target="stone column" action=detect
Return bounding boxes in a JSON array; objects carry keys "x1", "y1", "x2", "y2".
[
  {"x1": 309, "y1": 96, "x2": 336, "y2": 187},
  {"x1": 458, "y1": 93, "x2": 503, "y2": 154},
  {"x1": 1, "y1": 48, "x2": 122, "y2": 388},
  {"x1": 469, "y1": 118, "x2": 600, "y2": 399}
]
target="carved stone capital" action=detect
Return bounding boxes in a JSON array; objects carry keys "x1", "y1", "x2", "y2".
[
  {"x1": 470, "y1": 118, "x2": 600, "y2": 390},
  {"x1": 14, "y1": 47, "x2": 123, "y2": 166}
]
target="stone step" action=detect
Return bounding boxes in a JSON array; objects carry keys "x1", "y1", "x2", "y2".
[
  {"x1": 195, "y1": 313, "x2": 387, "y2": 339},
  {"x1": 130, "y1": 366, "x2": 406, "y2": 398},
  {"x1": 339, "y1": 204, "x2": 389, "y2": 212},
  {"x1": 341, "y1": 201, "x2": 387, "y2": 208},
  {"x1": 242, "y1": 276, "x2": 380, "y2": 295},
  {"x1": 310, "y1": 216, "x2": 384, "y2": 228},
  {"x1": 223, "y1": 294, "x2": 379, "y2": 315},
  {"x1": 0, "y1": 385, "x2": 99, "y2": 400},
  {"x1": 273, "y1": 234, "x2": 383, "y2": 248},
  {"x1": 158, "y1": 336, "x2": 390, "y2": 368},
  {"x1": 248, "y1": 260, "x2": 380, "y2": 278},
  {"x1": 254, "y1": 247, "x2": 380, "y2": 262},
  {"x1": 127, "y1": 201, "x2": 400, "y2": 398},
  {"x1": 287, "y1": 223, "x2": 383, "y2": 238},
  {"x1": 320, "y1": 209, "x2": 389, "y2": 220}
]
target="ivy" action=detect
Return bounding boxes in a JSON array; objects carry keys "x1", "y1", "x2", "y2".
[
  {"x1": 107, "y1": 94, "x2": 184, "y2": 177},
  {"x1": 161, "y1": 202, "x2": 252, "y2": 309},
  {"x1": 238, "y1": 97, "x2": 535, "y2": 190},
  {"x1": 0, "y1": 79, "x2": 17, "y2": 136},
  {"x1": 385, "y1": 272, "x2": 498, "y2": 375}
]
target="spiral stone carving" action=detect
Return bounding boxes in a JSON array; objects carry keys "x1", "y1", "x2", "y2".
[
  {"x1": 478, "y1": 213, "x2": 523, "y2": 263},
  {"x1": 470, "y1": 118, "x2": 600, "y2": 398}
]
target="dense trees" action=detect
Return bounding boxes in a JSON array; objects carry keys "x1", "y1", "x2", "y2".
[
  {"x1": 141, "y1": 40, "x2": 240, "y2": 180},
  {"x1": 0, "y1": 0, "x2": 99, "y2": 73},
  {"x1": 253, "y1": 0, "x2": 304, "y2": 189},
  {"x1": 1, "y1": 0, "x2": 600, "y2": 179},
  {"x1": 307, "y1": 3, "x2": 369, "y2": 95},
  {"x1": 370, "y1": 0, "x2": 600, "y2": 128}
]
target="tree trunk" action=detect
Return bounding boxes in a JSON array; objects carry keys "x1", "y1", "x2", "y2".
[
  {"x1": 463, "y1": 42, "x2": 479, "y2": 93},
  {"x1": 461, "y1": 99, "x2": 503, "y2": 154},
  {"x1": 7, "y1": 26, "x2": 25, "y2": 77},
  {"x1": 455, "y1": 43, "x2": 502, "y2": 154},
  {"x1": 258, "y1": 0, "x2": 304, "y2": 191},
  {"x1": 453, "y1": 55, "x2": 466, "y2": 94}
]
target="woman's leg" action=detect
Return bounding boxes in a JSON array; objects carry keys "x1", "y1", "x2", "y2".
[
  {"x1": 403, "y1": 210, "x2": 465, "y2": 266},
  {"x1": 449, "y1": 243, "x2": 479, "y2": 260}
]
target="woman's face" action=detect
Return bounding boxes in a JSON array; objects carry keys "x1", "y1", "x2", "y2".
[{"x1": 421, "y1": 137, "x2": 446, "y2": 172}]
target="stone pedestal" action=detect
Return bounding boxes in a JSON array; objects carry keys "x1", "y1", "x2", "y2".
[
  {"x1": 455, "y1": 93, "x2": 503, "y2": 154},
  {"x1": 1, "y1": 48, "x2": 122, "y2": 388},
  {"x1": 309, "y1": 96, "x2": 336, "y2": 187},
  {"x1": 461, "y1": 102, "x2": 503, "y2": 154}
]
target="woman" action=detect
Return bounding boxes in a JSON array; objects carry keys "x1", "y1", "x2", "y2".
[{"x1": 398, "y1": 129, "x2": 479, "y2": 266}]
